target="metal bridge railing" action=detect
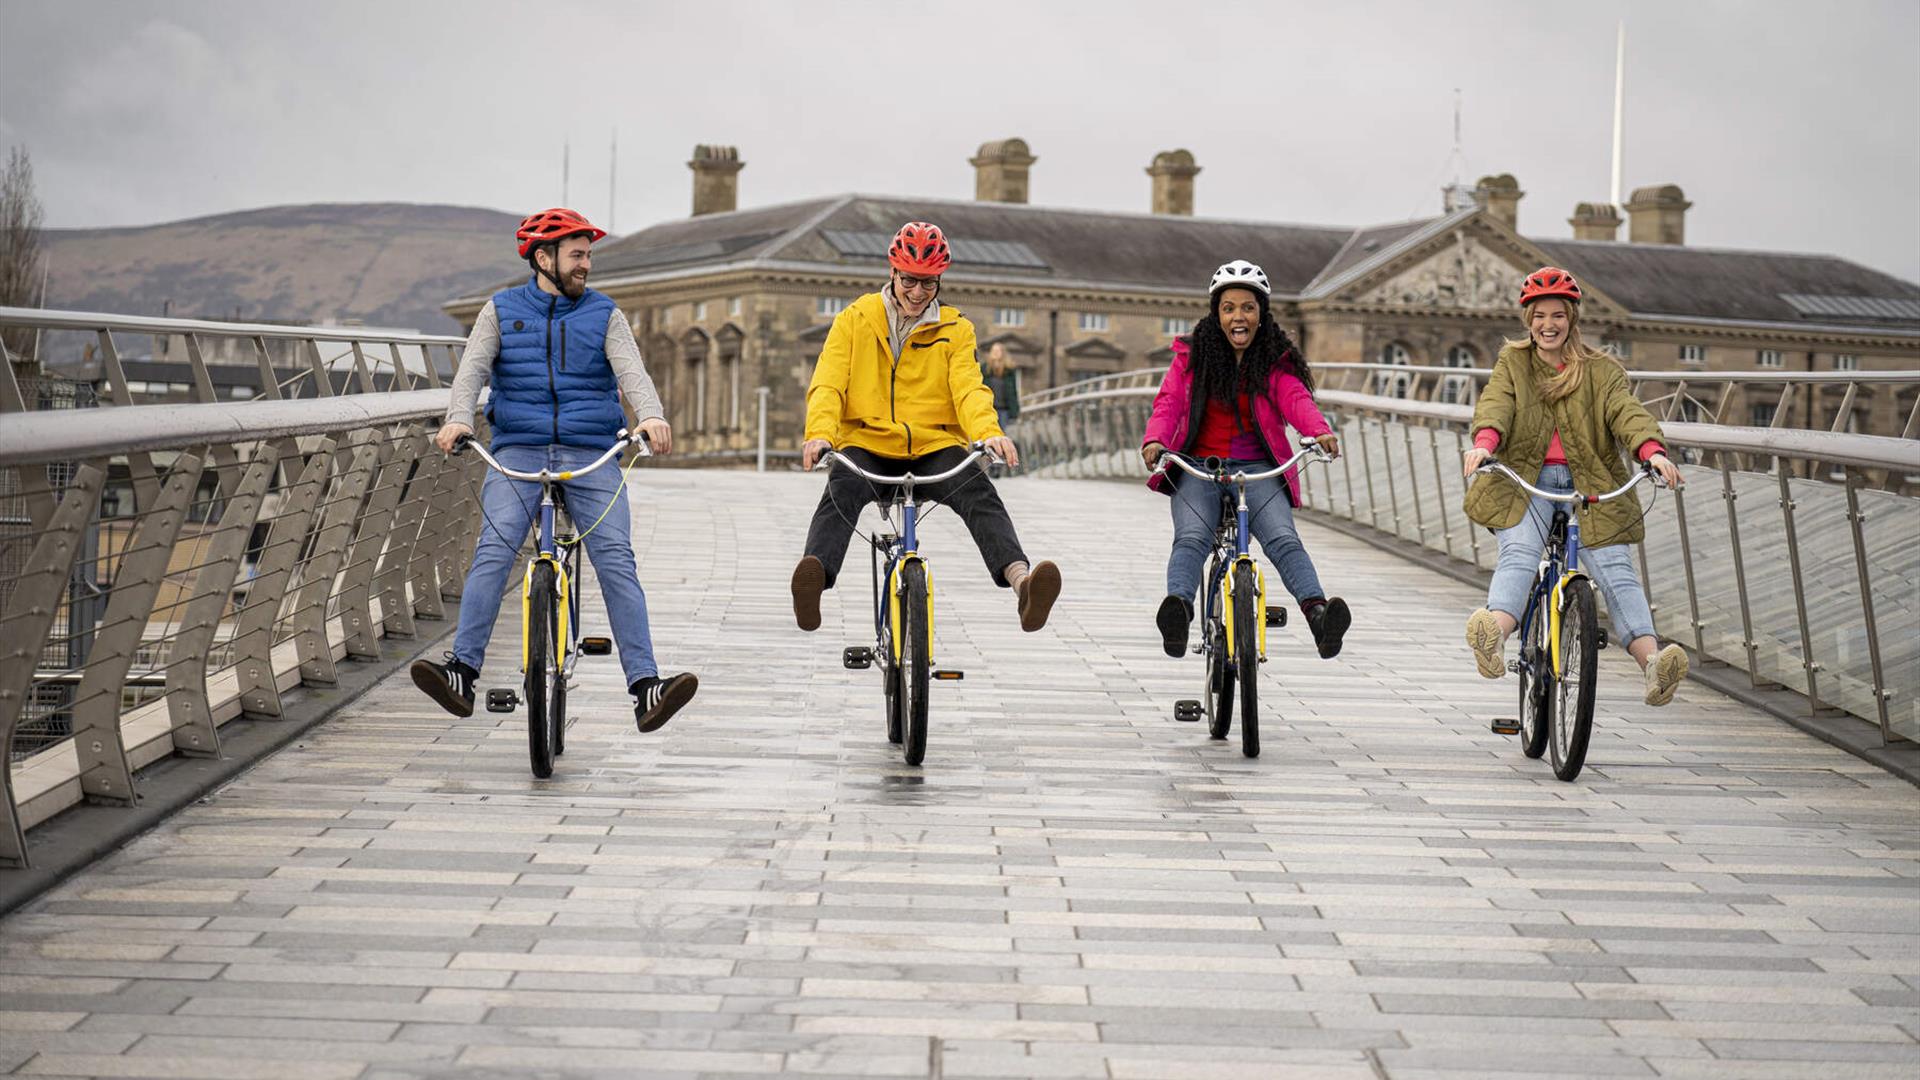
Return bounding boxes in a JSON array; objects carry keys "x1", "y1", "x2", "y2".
[
  {"x1": 0, "y1": 307, "x2": 483, "y2": 868},
  {"x1": 1009, "y1": 368, "x2": 1920, "y2": 747}
]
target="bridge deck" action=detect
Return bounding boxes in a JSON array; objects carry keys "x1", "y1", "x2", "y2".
[{"x1": 2, "y1": 470, "x2": 1916, "y2": 1079}]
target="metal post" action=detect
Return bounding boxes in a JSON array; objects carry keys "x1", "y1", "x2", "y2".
[
  {"x1": 1775, "y1": 465, "x2": 1824, "y2": 712},
  {"x1": 1342, "y1": 419, "x2": 1358, "y2": 523},
  {"x1": 232, "y1": 443, "x2": 333, "y2": 717},
  {"x1": 756, "y1": 385, "x2": 770, "y2": 472},
  {"x1": 317, "y1": 435, "x2": 396, "y2": 666},
  {"x1": 289, "y1": 437, "x2": 379, "y2": 686},
  {"x1": 1718, "y1": 455, "x2": 1762, "y2": 686},
  {"x1": 1669, "y1": 476, "x2": 1706, "y2": 654},
  {"x1": 1358, "y1": 419, "x2": 1381, "y2": 530},
  {"x1": 71, "y1": 452, "x2": 204, "y2": 805},
  {"x1": 405, "y1": 448, "x2": 462, "y2": 620},
  {"x1": 1380, "y1": 418, "x2": 1404, "y2": 539},
  {"x1": 1400, "y1": 422, "x2": 1425, "y2": 545},
  {"x1": 1425, "y1": 426, "x2": 1454, "y2": 559},
  {"x1": 373, "y1": 429, "x2": 439, "y2": 638},
  {"x1": 1457, "y1": 429, "x2": 1481, "y2": 568},
  {"x1": 1841, "y1": 468, "x2": 1894, "y2": 744},
  {"x1": 0, "y1": 463, "x2": 107, "y2": 866},
  {"x1": 164, "y1": 448, "x2": 276, "y2": 757}
]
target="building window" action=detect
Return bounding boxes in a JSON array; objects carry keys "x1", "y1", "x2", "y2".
[
  {"x1": 994, "y1": 307, "x2": 1026, "y2": 327},
  {"x1": 1440, "y1": 344, "x2": 1476, "y2": 404},
  {"x1": 1379, "y1": 342, "x2": 1413, "y2": 399},
  {"x1": 728, "y1": 296, "x2": 741, "y2": 317},
  {"x1": 1749, "y1": 402, "x2": 1776, "y2": 427},
  {"x1": 1835, "y1": 353, "x2": 1859, "y2": 371},
  {"x1": 1078, "y1": 312, "x2": 1109, "y2": 332},
  {"x1": 816, "y1": 296, "x2": 846, "y2": 317},
  {"x1": 1679, "y1": 344, "x2": 1706, "y2": 365},
  {"x1": 1161, "y1": 317, "x2": 1192, "y2": 337},
  {"x1": 1757, "y1": 349, "x2": 1783, "y2": 368},
  {"x1": 694, "y1": 301, "x2": 708, "y2": 322}
]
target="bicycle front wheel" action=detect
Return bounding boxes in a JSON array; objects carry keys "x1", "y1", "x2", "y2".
[
  {"x1": 1233, "y1": 562, "x2": 1260, "y2": 759},
  {"x1": 898, "y1": 561, "x2": 932, "y2": 766},
  {"x1": 1550, "y1": 577, "x2": 1599, "y2": 781},
  {"x1": 526, "y1": 561, "x2": 560, "y2": 779},
  {"x1": 1517, "y1": 591, "x2": 1551, "y2": 760}
]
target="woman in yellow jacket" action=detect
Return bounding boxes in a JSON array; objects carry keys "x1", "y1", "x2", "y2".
[{"x1": 792, "y1": 221, "x2": 1062, "y2": 633}]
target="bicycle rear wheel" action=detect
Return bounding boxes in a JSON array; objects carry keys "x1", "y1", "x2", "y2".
[
  {"x1": 898, "y1": 561, "x2": 932, "y2": 766},
  {"x1": 1550, "y1": 577, "x2": 1599, "y2": 781},
  {"x1": 526, "y1": 561, "x2": 560, "y2": 779},
  {"x1": 1517, "y1": 590, "x2": 1552, "y2": 760},
  {"x1": 1233, "y1": 562, "x2": 1260, "y2": 759},
  {"x1": 883, "y1": 646, "x2": 904, "y2": 745}
]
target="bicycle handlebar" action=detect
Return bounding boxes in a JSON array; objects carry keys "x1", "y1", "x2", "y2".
[
  {"x1": 1472, "y1": 457, "x2": 1657, "y2": 505},
  {"x1": 814, "y1": 443, "x2": 1001, "y2": 486},
  {"x1": 451, "y1": 429, "x2": 649, "y2": 482},
  {"x1": 1154, "y1": 437, "x2": 1333, "y2": 485}
]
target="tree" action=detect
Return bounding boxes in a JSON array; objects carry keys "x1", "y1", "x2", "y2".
[{"x1": 1, "y1": 145, "x2": 46, "y2": 362}]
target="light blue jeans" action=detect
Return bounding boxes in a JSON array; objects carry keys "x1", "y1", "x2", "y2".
[
  {"x1": 452, "y1": 444, "x2": 657, "y2": 687},
  {"x1": 1486, "y1": 463, "x2": 1656, "y2": 644},
  {"x1": 1167, "y1": 463, "x2": 1324, "y2": 608}
]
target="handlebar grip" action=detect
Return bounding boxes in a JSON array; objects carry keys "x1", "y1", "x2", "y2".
[{"x1": 450, "y1": 433, "x2": 473, "y2": 455}]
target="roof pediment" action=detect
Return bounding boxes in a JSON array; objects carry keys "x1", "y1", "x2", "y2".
[
  {"x1": 980, "y1": 331, "x2": 1044, "y2": 354},
  {"x1": 1063, "y1": 337, "x2": 1127, "y2": 360}
]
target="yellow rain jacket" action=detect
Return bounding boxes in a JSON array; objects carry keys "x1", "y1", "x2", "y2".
[{"x1": 803, "y1": 292, "x2": 1003, "y2": 459}]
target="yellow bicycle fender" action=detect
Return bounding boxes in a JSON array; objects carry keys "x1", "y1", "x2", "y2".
[
  {"x1": 1221, "y1": 556, "x2": 1265, "y2": 660},
  {"x1": 1548, "y1": 571, "x2": 1583, "y2": 678},
  {"x1": 887, "y1": 556, "x2": 932, "y2": 662},
  {"x1": 1253, "y1": 561, "x2": 1268, "y2": 660},
  {"x1": 554, "y1": 562, "x2": 571, "y2": 671},
  {"x1": 520, "y1": 555, "x2": 565, "y2": 674},
  {"x1": 1221, "y1": 563, "x2": 1236, "y2": 660}
]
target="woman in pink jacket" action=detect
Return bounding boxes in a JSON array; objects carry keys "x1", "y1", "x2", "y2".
[{"x1": 1141, "y1": 260, "x2": 1350, "y2": 660}]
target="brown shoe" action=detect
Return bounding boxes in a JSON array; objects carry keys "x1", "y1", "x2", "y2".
[
  {"x1": 791, "y1": 556, "x2": 826, "y2": 632},
  {"x1": 1016, "y1": 560, "x2": 1061, "y2": 632}
]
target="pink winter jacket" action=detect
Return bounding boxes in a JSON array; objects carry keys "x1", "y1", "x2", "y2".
[{"x1": 1142, "y1": 337, "x2": 1332, "y2": 504}]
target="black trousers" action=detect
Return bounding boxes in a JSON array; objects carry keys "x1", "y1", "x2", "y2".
[{"x1": 804, "y1": 446, "x2": 1027, "y2": 589}]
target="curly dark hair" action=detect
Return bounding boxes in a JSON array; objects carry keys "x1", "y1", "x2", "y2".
[{"x1": 1188, "y1": 292, "x2": 1315, "y2": 405}]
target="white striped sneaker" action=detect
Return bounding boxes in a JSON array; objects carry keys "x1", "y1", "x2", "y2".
[{"x1": 633, "y1": 673, "x2": 698, "y2": 733}]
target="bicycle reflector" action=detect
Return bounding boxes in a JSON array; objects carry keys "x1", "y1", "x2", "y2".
[
  {"x1": 1490, "y1": 716, "x2": 1521, "y2": 736},
  {"x1": 933, "y1": 670, "x2": 965, "y2": 680},
  {"x1": 579, "y1": 636, "x2": 613, "y2": 656}
]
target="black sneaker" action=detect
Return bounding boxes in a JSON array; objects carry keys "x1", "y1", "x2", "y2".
[
  {"x1": 411, "y1": 652, "x2": 477, "y2": 717},
  {"x1": 1305, "y1": 598, "x2": 1352, "y2": 660},
  {"x1": 1156, "y1": 595, "x2": 1193, "y2": 658},
  {"x1": 633, "y1": 673, "x2": 698, "y2": 733}
]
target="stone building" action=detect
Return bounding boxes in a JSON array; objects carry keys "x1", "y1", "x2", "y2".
[{"x1": 444, "y1": 141, "x2": 1920, "y2": 457}]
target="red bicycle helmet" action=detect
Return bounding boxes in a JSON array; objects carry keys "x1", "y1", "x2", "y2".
[
  {"x1": 516, "y1": 207, "x2": 607, "y2": 259},
  {"x1": 887, "y1": 221, "x2": 952, "y2": 275},
  {"x1": 1519, "y1": 266, "x2": 1582, "y2": 306}
]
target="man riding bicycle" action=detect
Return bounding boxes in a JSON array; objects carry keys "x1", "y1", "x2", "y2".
[
  {"x1": 410, "y1": 207, "x2": 698, "y2": 733},
  {"x1": 792, "y1": 220, "x2": 1062, "y2": 633}
]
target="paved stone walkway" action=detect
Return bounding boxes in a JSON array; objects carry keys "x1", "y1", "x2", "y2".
[{"x1": 2, "y1": 470, "x2": 1916, "y2": 1079}]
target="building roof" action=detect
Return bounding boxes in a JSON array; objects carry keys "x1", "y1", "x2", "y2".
[{"x1": 449, "y1": 194, "x2": 1920, "y2": 334}]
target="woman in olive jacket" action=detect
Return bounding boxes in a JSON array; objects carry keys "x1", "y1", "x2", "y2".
[{"x1": 1460, "y1": 267, "x2": 1690, "y2": 707}]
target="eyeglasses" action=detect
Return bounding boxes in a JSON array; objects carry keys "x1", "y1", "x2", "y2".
[{"x1": 895, "y1": 273, "x2": 941, "y2": 294}]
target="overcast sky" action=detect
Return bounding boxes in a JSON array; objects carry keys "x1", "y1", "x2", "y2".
[{"x1": 3, "y1": 0, "x2": 1917, "y2": 283}]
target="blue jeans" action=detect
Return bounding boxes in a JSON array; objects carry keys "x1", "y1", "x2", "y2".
[
  {"x1": 452, "y1": 444, "x2": 657, "y2": 687},
  {"x1": 1167, "y1": 463, "x2": 1324, "y2": 608},
  {"x1": 1486, "y1": 464, "x2": 1656, "y2": 644}
]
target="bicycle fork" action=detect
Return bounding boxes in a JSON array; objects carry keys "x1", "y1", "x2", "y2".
[{"x1": 1219, "y1": 479, "x2": 1269, "y2": 663}]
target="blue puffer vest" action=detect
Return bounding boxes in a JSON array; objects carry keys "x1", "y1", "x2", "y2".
[{"x1": 487, "y1": 276, "x2": 625, "y2": 450}]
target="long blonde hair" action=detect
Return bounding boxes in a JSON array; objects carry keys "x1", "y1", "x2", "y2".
[
  {"x1": 1504, "y1": 300, "x2": 1614, "y2": 403},
  {"x1": 984, "y1": 342, "x2": 1013, "y2": 377}
]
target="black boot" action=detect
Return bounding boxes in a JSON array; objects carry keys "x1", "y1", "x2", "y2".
[
  {"x1": 1156, "y1": 595, "x2": 1194, "y2": 658},
  {"x1": 410, "y1": 652, "x2": 477, "y2": 717},
  {"x1": 1305, "y1": 598, "x2": 1351, "y2": 660},
  {"x1": 633, "y1": 673, "x2": 699, "y2": 733}
]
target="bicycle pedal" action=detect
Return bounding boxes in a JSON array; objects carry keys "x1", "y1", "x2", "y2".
[
  {"x1": 485, "y1": 688, "x2": 519, "y2": 713},
  {"x1": 1595, "y1": 628, "x2": 1609, "y2": 650},
  {"x1": 579, "y1": 636, "x2": 612, "y2": 656},
  {"x1": 933, "y1": 670, "x2": 964, "y2": 681},
  {"x1": 1490, "y1": 716, "x2": 1521, "y2": 736},
  {"x1": 1507, "y1": 659, "x2": 1526, "y2": 675},
  {"x1": 1173, "y1": 699, "x2": 1203, "y2": 722},
  {"x1": 1265, "y1": 608, "x2": 1287, "y2": 628},
  {"x1": 842, "y1": 646, "x2": 874, "y2": 670}
]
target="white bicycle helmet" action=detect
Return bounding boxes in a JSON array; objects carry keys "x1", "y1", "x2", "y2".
[{"x1": 1208, "y1": 259, "x2": 1270, "y2": 297}]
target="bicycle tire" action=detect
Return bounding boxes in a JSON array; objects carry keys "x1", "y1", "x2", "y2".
[
  {"x1": 1233, "y1": 562, "x2": 1260, "y2": 759},
  {"x1": 1206, "y1": 566, "x2": 1233, "y2": 740},
  {"x1": 883, "y1": 648, "x2": 904, "y2": 745},
  {"x1": 899, "y1": 561, "x2": 931, "y2": 766},
  {"x1": 526, "y1": 560, "x2": 558, "y2": 779},
  {"x1": 555, "y1": 546, "x2": 580, "y2": 758},
  {"x1": 1550, "y1": 577, "x2": 1600, "y2": 781},
  {"x1": 1517, "y1": 590, "x2": 1552, "y2": 760}
]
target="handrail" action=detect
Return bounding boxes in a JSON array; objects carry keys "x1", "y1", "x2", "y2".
[{"x1": 0, "y1": 305, "x2": 465, "y2": 346}]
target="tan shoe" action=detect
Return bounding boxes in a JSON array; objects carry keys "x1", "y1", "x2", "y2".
[
  {"x1": 1466, "y1": 607, "x2": 1505, "y2": 679},
  {"x1": 1016, "y1": 560, "x2": 1061, "y2": 632},
  {"x1": 791, "y1": 556, "x2": 826, "y2": 632},
  {"x1": 1643, "y1": 643, "x2": 1689, "y2": 706}
]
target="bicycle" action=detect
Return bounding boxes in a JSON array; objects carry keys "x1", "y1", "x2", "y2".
[
  {"x1": 451, "y1": 430, "x2": 646, "y2": 778},
  {"x1": 816, "y1": 443, "x2": 999, "y2": 767},
  {"x1": 1475, "y1": 458, "x2": 1659, "y2": 781},
  {"x1": 1155, "y1": 438, "x2": 1334, "y2": 758}
]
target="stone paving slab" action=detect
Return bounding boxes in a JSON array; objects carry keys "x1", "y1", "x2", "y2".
[{"x1": 2, "y1": 468, "x2": 1917, "y2": 1078}]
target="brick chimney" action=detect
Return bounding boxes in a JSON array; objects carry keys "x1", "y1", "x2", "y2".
[
  {"x1": 687, "y1": 144, "x2": 743, "y2": 216},
  {"x1": 1473, "y1": 174, "x2": 1524, "y2": 229},
  {"x1": 1625, "y1": 184, "x2": 1691, "y2": 245},
  {"x1": 1146, "y1": 149, "x2": 1201, "y2": 215},
  {"x1": 1568, "y1": 202, "x2": 1622, "y2": 241},
  {"x1": 970, "y1": 138, "x2": 1035, "y2": 204}
]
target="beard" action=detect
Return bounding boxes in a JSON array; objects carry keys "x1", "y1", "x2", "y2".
[{"x1": 561, "y1": 270, "x2": 588, "y2": 299}]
